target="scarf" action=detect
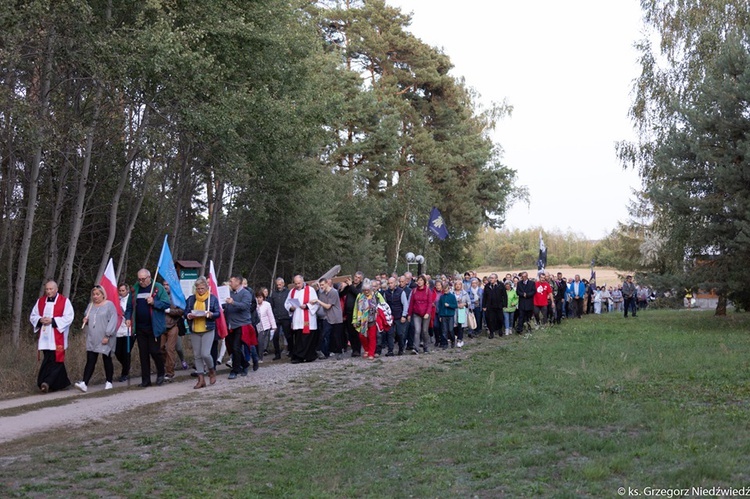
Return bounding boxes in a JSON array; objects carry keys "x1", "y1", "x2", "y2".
[
  {"x1": 37, "y1": 295, "x2": 67, "y2": 362},
  {"x1": 292, "y1": 285, "x2": 311, "y2": 333},
  {"x1": 355, "y1": 293, "x2": 378, "y2": 336},
  {"x1": 193, "y1": 291, "x2": 209, "y2": 333},
  {"x1": 469, "y1": 287, "x2": 479, "y2": 304}
]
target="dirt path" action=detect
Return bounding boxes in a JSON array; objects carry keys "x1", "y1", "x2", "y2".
[{"x1": 0, "y1": 349, "x2": 467, "y2": 445}]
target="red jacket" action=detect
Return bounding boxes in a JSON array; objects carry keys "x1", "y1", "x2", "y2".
[{"x1": 407, "y1": 286, "x2": 435, "y2": 317}]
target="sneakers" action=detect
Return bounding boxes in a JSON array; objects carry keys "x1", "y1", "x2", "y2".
[
  {"x1": 228, "y1": 372, "x2": 238, "y2": 380},
  {"x1": 164, "y1": 374, "x2": 174, "y2": 382},
  {"x1": 104, "y1": 381, "x2": 113, "y2": 390},
  {"x1": 40, "y1": 382, "x2": 49, "y2": 393},
  {"x1": 316, "y1": 351, "x2": 325, "y2": 360},
  {"x1": 74, "y1": 381, "x2": 88, "y2": 393},
  {"x1": 155, "y1": 375, "x2": 165, "y2": 386},
  {"x1": 181, "y1": 361, "x2": 189, "y2": 370},
  {"x1": 226, "y1": 359, "x2": 233, "y2": 369},
  {"x1": 118, "y1": 375, "x2": 129, "y2": 382},
  {"x1": 457, "y1": 340, "x2": 464, "y2": 348}
]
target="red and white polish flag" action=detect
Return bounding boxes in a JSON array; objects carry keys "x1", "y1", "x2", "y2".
[
  {"x1": 208, "y1": 260, "x2": 228, "y2": 339},
  {"x1": 100, "y1": 258, "x2": 123, "y2": 329}
]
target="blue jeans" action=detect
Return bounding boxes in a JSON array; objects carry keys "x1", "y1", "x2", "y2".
[
  {"x1": 439, "y1": 316, "x2": 454, "y2": 347},
  {"x1": 381, "y1": 319, "x2": 403, "y2": 354},
  {"x1": 503, "y1": 311, "x2": 514, "y2": 330},
  {"x1": 318, "y1": 319, "x2": 331, "y2": 357},
  {"x1": 393, "y1": 319, "x2": 409, "y2": 353}
]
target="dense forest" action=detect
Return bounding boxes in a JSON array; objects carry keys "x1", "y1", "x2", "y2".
[{"x1": 0, "y1": 0, "x2": 522, "y2": 343}]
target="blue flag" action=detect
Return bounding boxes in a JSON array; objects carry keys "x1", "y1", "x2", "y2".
[
  {"x1": 157, "y1": 235, "x2": 186, "y2": 309},
  {"x1": 428, "y1": 207, "x2": 448, "y2": 240}
]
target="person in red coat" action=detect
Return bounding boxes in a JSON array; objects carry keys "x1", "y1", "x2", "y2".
[{"x1": 406, "y1": 275, "x2": 435, "y2": 354}]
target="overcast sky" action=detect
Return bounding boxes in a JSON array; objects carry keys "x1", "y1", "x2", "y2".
[{"x1": 386, "y1": 0, "x2": 645, "y2": 239}]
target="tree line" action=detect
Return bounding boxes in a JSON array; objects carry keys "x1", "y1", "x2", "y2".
[
  {"x1": 618, "y1": 0, "x2": 750, "y2": 313},
  {"x1": 0, "y1": 0, "x2": 521, "y2": 344}
]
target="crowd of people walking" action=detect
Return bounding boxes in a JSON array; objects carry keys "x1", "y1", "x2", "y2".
[{"x1": 30, "y1": 268, "x2": 650, "y2": 394}]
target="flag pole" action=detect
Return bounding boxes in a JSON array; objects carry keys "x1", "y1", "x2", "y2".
[
  {"x1": 152, "y1": 235, "x2": 167, "y2": 296},
  {"x1": 127, "y1": 323, "x2": 132, "y2": 388},
  {"x1": 82, "y1": 302, "x2": 92, "y2": 330},
  {"x1": 420, "y1": 213, "x2": 431, "y2": 275}
]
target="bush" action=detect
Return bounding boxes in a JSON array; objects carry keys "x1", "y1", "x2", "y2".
[
  {"x1": 650, "y1": 296, "x2": 683, "y2": 309},
  {"x1": 566, "y1": 256, "x2": 585, "y2": 266}
]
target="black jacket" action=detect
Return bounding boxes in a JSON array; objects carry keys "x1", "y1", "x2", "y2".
[
  {"x1": 516, "y1": 280, "x2": 536, "y2": 311},
  {"x1": 482, "y1": 283, "x2": 507, "y2": 310}
]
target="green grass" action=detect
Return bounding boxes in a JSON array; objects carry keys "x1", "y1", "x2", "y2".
[{"x1": 2, "y1": 309, "x2": 749, "y2": 497}]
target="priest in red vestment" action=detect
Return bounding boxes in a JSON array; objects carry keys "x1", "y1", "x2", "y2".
[
  {"x1": 30, "y1": 280, "x2": 75, "y2": 392},
  {"x1": 284, "y1": 275, "x2": 320, "y2": 363}
]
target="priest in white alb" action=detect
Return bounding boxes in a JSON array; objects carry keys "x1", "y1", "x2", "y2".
[
  {"x1": 30, "y1": 280, "x2": 75, "y2": 392},
  {"x1": 284, "y1": 275, "x2": 320, "y2": 363}
]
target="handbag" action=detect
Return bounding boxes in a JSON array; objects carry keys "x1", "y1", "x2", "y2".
[{"x1": 467, "y1": 310, "x2": 477, "y2": 330}]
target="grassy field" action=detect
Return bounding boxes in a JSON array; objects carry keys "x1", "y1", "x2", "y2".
[{"x1": 2, "y1": 309, "x2": 749, "y2": 497}]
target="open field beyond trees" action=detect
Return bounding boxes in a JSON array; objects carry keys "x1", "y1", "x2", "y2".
[{"x1": 1, "y1": 310, "x2": 749, "y2": 497}]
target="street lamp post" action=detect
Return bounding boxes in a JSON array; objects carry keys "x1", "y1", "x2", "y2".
[{"x1": 405, "y1": 252, "x2": 425, "y2": 276}]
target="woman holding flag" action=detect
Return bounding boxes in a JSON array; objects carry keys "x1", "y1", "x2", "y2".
[{"x1": 74, "y1": 285, "x2": 119, "y2": 392}]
